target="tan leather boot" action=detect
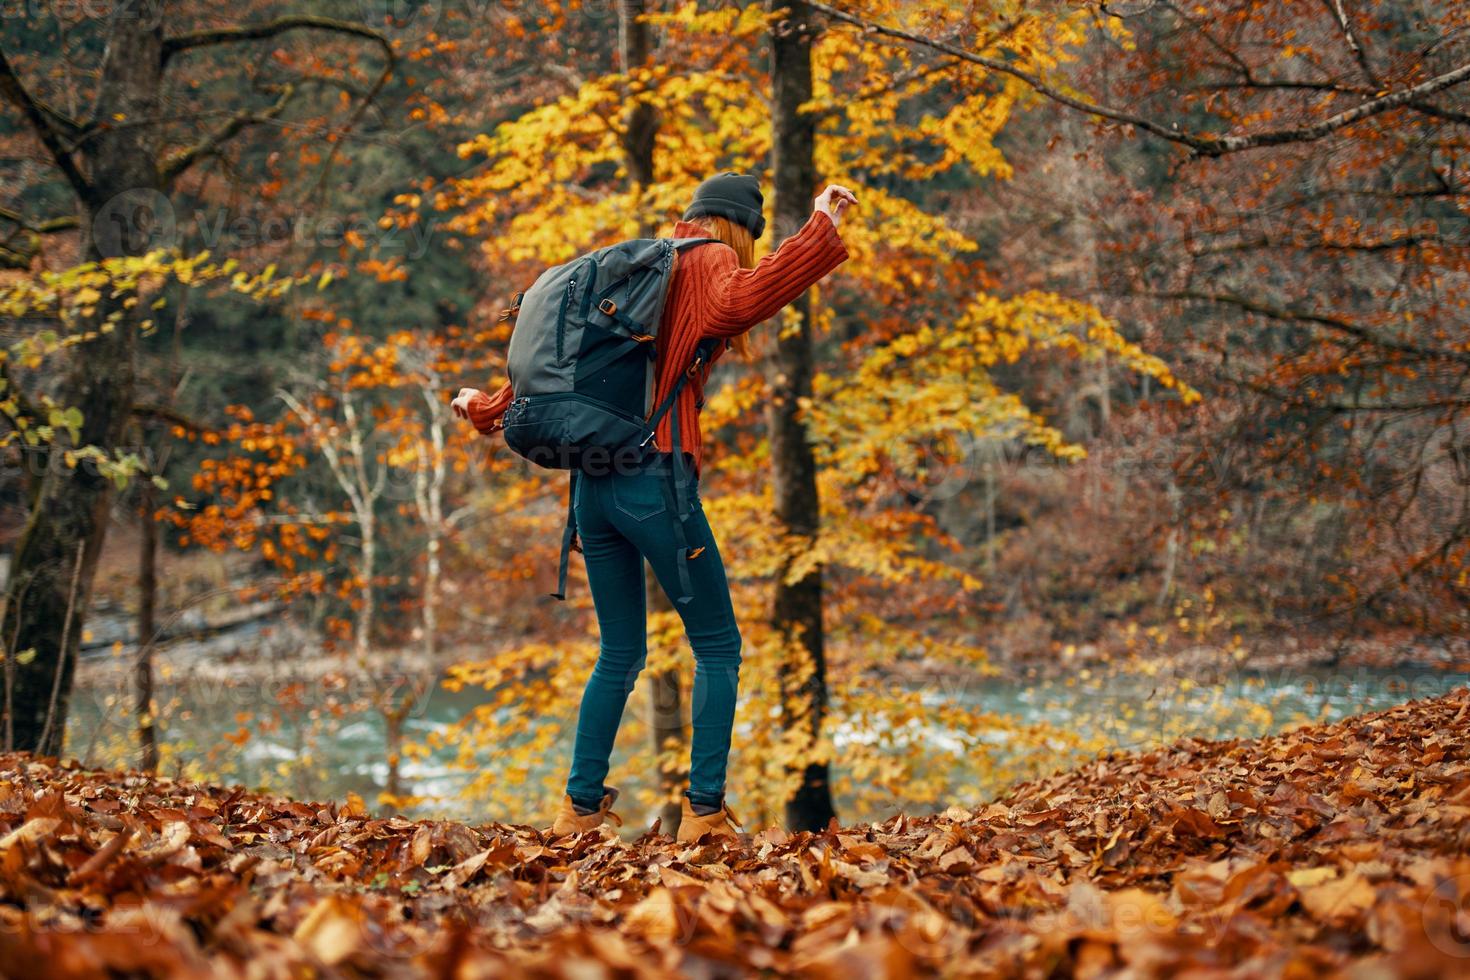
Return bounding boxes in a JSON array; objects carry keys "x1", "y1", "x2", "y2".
[
  {"x1": 676, "y1": 797, "x2": 742, "y2": 843},
  {"x1": 550, "y1": 788, "x2": 622, "y2": 836}
]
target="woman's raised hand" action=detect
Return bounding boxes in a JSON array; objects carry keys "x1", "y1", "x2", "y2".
[
  {"x1": 451, "y1": 387, "x2": 482, "y2": 421},
  {"x1": 814, "y1": 184, "x2": 858, "y2": 227}
]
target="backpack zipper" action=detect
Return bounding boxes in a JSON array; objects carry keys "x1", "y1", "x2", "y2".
[
  {"x1": 578, "y1": 257, "x2": 596, "y2": 320},
  {"x1": 519, "y1": 390, "x2": 644, "y2": 425},
  {"x1": 556, "y1": 274, "x2": 575, "y2": 362},
  {"x1": 557, "y1": 258, "x2": 596, "y2": 363}
]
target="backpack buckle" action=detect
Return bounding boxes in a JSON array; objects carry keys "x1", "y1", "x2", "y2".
[
  {"x1": 686, "y1": 356, "x2": 703, "y2": 378},
  {"x1": 598, "y1": 298, "x2": 617, "y2": 316}
]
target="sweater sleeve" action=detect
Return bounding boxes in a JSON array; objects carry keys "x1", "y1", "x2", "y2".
[
  {"x1": 466, "y1": 381, "x2": 514, "y2": 434},
  {"x1": 698, "y1": 210, "x2": 849, "y2": 339}
]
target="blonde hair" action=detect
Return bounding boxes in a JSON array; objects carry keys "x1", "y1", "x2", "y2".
[{"x1": 682, "y1": 214, "x2": 756, "y2": 361}]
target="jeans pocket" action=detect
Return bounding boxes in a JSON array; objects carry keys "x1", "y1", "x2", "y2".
[{"x1": 611, "y1": 474, "x2": 667, "y2": 522}]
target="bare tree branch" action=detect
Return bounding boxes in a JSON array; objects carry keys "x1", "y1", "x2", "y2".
[
  {"x1": 1402, "y1": 101, "x2": 1470, "y2": 127},
  {"x1": 0, "y1": 208, "x2": 79, "y2": 268},
  {"x1": 1146, "y1": 290, "x2": 1470, "y2": 366},
  {"x1": 0, "y1": 48, "x2": 93, "y2": 204},
  {"x1": 162, "y1": 16, "x2": 395, "y2": 69},
  {"x1": 0, "y1": 358, "x2": 47, "y2": 435},
  {"x1": 804, "y1": 0, "x2": 1470, "y2": 156},
  {"x1": 0, "y1": 208, "x2": 78, "y2": 235},
  {"x1": 159, "y1": 18, "x2": 396, "y2": 197},
  {"x1": 1186, "y1": 232, "x2": 1468, "y2": 257},
  {"x1": 1324, "y1": 0, "x2": 1369, "y2": 69},
  {"x1": 162, "y1": 83, "x2": 296, "y2": 183},
  {"x1": 130, "y1": 402, "x2": 208, "y2": 433}
]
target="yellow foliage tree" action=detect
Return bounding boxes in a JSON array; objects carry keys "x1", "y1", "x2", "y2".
[{"x1": 425, "y1": 1, "x2": 1196, "y2": 827}]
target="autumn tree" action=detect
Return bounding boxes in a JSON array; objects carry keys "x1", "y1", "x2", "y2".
[
  {"x1": 168, "y1": 323, "x2": 505, "y2": 804},
  {"x1": 0, "y1": 7, "x2": 392, "y2": 754},
  {"x1": 0, "y1": 247, "x2": 308, "y2": 758},
  {"x1": 427, "y1": 0, "x2": 1193, "y2": 828},
  {"x1": 805, "y1": 0, "x2": 1470, "y2": 640},
  {"x1": 766, "y1": 0, "x2": 836, "y2": 831}
]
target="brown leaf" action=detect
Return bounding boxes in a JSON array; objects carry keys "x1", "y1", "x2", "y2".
[
  {"x1": 136, "y1": 820, "x2": 192, "y2": 864},
  {"x1": 340, "y1": 792, "x2": 369, "y2": 819},
  {"x1": 0, "y1": 816, "x2": 59, "y2": 851},
  {"x1": 293, "y1": 894, "x2": 363, "y2": 966},
  {"x1": 938, "y1": 846, "x2": 976, "y2": 873},
  {"x1": 407, "y1": 824, "x2": 433, "y2": 868},
  {"x1": 69, "y1": 826, "x2": 135, "y2": 885},
  {"x1": 1298, "y1": 871, "x2": 1376, "y2": 921},
  {"x1": 623, "y1": 887, "x2": 682, "y2": 943}
]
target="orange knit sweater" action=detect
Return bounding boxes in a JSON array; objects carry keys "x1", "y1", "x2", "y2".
[{"x1": 465, "y1": 209, "x2": 849, "y2": 476}]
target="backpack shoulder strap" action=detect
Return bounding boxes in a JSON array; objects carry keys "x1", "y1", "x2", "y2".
[
  {"x1": 644, "y1": 336, "x2": 721, "y2": 436},
  {"x1": 669, "y1": 237, "x2": 720, "y2": 250}
]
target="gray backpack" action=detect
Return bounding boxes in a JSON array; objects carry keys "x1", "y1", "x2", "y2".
[{"x1": 499, "y1": 236, "x2": 722, "y2": 603}]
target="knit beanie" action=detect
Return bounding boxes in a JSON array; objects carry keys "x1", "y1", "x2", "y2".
[{"x1": 681, "y1": 171, "x2": 766, "y2": 240}]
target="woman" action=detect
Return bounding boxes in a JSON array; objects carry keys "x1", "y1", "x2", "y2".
[{"x1": 452, "y1": 173, "x2": 856, "y2": 840}]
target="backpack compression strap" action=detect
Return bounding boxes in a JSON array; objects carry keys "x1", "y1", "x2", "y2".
[
  {"x1": 548, "y1": 337, "x2": 720, "y2": 603},
  {"x1": 549, "y1": 468, "x2": 580, "y2": 601},
  {"x1": 652, "y1": 336, "x2": 721, "y2": 605}
]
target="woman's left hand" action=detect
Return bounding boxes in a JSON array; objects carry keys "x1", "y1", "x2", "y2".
[{"x1": 451, "y1": 387, "x2": 482, "y2": 420}]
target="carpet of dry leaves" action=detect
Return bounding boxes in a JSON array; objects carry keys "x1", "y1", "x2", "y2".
[{"x1": 2, "y1": 688, "x2": 1469, "y2": 978}]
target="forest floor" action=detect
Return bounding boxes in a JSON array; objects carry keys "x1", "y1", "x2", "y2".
[{"x1": 2, "y1": 690, "x2": 1468, "y2": 978}]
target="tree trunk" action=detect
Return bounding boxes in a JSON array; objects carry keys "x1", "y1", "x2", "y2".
[
  {"x1": 767, "y1": 0, "x2": 835, "y2": 833},
  {"x1": 137, "y1": 479, "x2": 159, "y2": 773},
  {"x1": 620, "y1": 0, "x2": 688, "y2": 833},
  {"x1": 618, "y1": 0, "x2": 657, "y2": 191},
  {"x1": 418, "y1": 380, "x2": 447, "y2": 665},
  {"x1": 134, "y1": 284, "x2": 187, "y2": 773},
  {"x1": 646, "y1": 562, "x2": 686, "y2": 830},
  {"x1": 1158, "y1": 478, "x2": 1182, "y2": 608},
  {"x1": 984, "y1": 445, "x2": 997, "y2": 577},
  {"x1": 2, "y1": 17, "x2": 163, "y2": 755},
  {"x1": 384, "y1": 702, "x2": 408, "y2": 810},
  {"x1": 356, "y1": 507, "x2": 376, "y2": 659},
  {"x1": 345, "y1": 388, "x2": 377, "y2": 661}
]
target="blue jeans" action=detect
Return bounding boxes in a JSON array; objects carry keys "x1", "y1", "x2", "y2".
[{"x1": 564, "y1": 453, "x2": 743, "y2": 811}]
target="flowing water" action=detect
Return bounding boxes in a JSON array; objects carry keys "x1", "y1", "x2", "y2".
[{"x1": 68, "y1": 659, "x2": 1468, "y2": 825}]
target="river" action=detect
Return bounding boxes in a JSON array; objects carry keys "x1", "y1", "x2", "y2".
[{"x1": 68, "y1": 660, "x2": 1468, "y2": 826}]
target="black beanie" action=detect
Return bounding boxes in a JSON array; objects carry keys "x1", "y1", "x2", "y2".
[{"x1": 682, "y1": 171, "x2": 766, "y2": 240}]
